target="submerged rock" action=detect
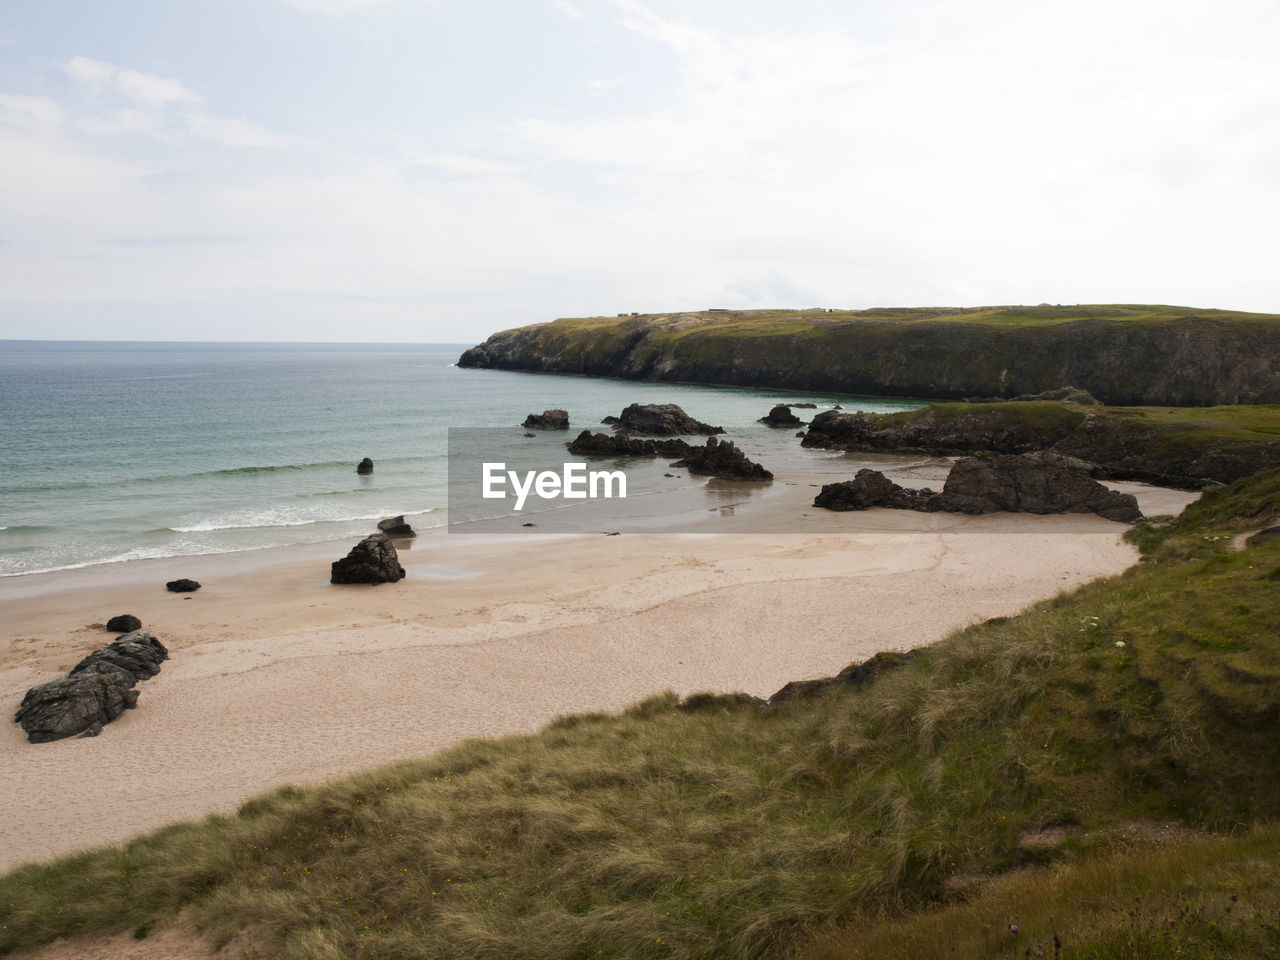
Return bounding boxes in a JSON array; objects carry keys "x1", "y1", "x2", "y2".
[
  {"x1": 357, "y1": 457, "x2": 374, "y2": 474},
  {"x1": 759, "y1": 404, "x2": 805, "y2": 427},
  {"x1": 611, "y1": 403, "x2": 723, "y2": 436},
  {"x1": 522, "y1": 409, "x2": 570, "y2": 429},
  {"x1": 671, "y1": 436, "x2": 773, "y2": 481},
  {"x1": 331, "y1": 533, "x2": 406, "y2": 585},
  {"x1": 105, "y1": 614, "x2": 142, "y2": 633}
]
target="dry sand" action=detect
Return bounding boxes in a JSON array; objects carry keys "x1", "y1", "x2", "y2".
[{"x1": 1, "y1": 475, "x2": 1196, "y2": 879}]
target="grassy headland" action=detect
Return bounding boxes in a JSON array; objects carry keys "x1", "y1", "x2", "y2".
[
  {"x1": 3, "y1": 470, "x2": 1279, "y2": 959},
  {"x1": 457, "y1": 305, "x2": 1280, "y2": 405}
]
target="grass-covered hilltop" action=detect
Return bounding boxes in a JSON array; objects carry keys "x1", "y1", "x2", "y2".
[
  {"x1": 457, "y1": 305, "x2": 1280, "y2": 406},
  {"x1": 4, "y1": 470, "x2": 1280, "y2": 958}
]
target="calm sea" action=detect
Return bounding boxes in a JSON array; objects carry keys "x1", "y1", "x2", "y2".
[{"x1": 0, "y1": 341, "x2": 925, "y2": 576}]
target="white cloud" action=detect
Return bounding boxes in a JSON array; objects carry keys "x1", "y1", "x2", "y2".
[
  {"x1": 64, "y1": 56, "x2": 199, "y2": 107},
  {"x1": 406, "y1": 151, "x2": 518, "y2": 177},
  {"x1": 186, "y1": 113, "x2": 294, "y2": 149},
  {"x1": 0, "y1": 93, "x2": 62, "y2": 132}
]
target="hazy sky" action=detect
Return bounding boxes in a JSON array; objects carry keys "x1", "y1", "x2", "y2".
[{"x1": 1, "y1": 0, "x2": 1278, "y2": 343}]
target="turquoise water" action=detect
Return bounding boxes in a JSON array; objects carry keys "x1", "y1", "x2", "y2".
[{"x1": 0, "y1": 341, "x2": 926, "y2": 575}]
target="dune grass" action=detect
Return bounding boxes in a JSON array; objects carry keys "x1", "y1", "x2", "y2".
[{"x1": 3, "y1": 472, "x2": 1280, "y2": 958}]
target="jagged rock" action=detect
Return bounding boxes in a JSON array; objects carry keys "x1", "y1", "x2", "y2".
[
  {"x1": 611, "y1": 403, "x2": 723, "y2": 436},
  {"x1": 14, "y1": 671, "x2": 139, "y2": 743},
  {"x1": 566, "y1": 431, "x2": 696, "y2": 458},
  {"x1": 331, "y1": 533, "x2": 406, "y2": 585},
  {"x1": 759, "y1": 404, "x2": 804, "y2": 427},
  {"x1": 671, "y1": 436, "x2": 773, "y2": 480},
  {"x1": 812, "y1": 454, "x2": 1142, "y2": 522},
  {"x1": 522, "y1": 409, "x2": 569, "y2": 429},
  {"x1": 357, "y1": 457, "x2": 374, "y2": 474},
  {"x1": 165, "y1": 578, "x2": 200, "y2": 593},
  {"x1": 377, "y1": 515, "x2": 416, "y2": 538},
  {"x1": 105, "y1": 614, "x2": 141, "y2": 633},
  {"x1": 768, "y1": 649, "x2": 924, "y2": 706},
  {"x1": 70, "y1": 631, "x2": 169, "y2": 683}
]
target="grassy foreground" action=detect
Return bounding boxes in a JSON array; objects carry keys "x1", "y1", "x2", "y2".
[{"x1": 3, "y1": 473, "x2": 1280, "y2": 958}]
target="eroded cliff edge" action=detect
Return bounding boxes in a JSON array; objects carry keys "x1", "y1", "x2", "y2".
[{"x1": 457, "y1": 305, "x2": 1280, "y2": 406}]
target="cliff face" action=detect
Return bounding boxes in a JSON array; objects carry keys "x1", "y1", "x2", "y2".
[{"x1": 457, "y1": 307, "x2": 1280, "y2": 405}]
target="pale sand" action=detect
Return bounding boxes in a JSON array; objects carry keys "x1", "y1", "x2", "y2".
[{"x1": 0, "y1": 475, "x2": 1197, "y2": 877}]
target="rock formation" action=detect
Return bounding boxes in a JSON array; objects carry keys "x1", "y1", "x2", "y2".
[
  {"x1": 331, "y1": 533, "x2": 406, "y2": 585},
  {"x1": 105, "y1": 614, "x2": 142, "y2": 633},
  {"x1": 813, "y1": 454, "x2": 1142, "y2": 522},
  {"x1": 758, "y1": 404, "x2": 804, "y2": 427},
  {"x1": 165, "y1": 578, "x2": 200, "y2": 593},
  {"x1": 377, "y1": 515, "x2": 416, "y2": 538},
  {"x1": 522, "y1": 409, "x2": 570, "y2": 429},
  {"x1": 671, "y1": 437, "x2": 773, "y2": 481},
  {"x1": 566, "y1": 431, "x2": 696, "y2": 458},
  {"x1": 70, "y1": 631, "x2": 169, "y2": 683},
  {"x1": 610, "y1": 403, "x2": 723, "y2": 436}
]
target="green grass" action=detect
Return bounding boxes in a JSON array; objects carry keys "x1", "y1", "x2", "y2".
[{"x1": 4, "y1": 471, "x2": 1280, "y2": 958}]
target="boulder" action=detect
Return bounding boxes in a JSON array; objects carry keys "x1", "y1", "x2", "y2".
[
  {"x1": 522, "y1": 409, "x2": 570, "y2": 429},
  {"x1": 671, "y1": 436, "x2": 773, "y2": 481},
  {"x1": 14, "y1": 671, "x2": 139, "y2": 743},
  {"x1": 165, "y1": 578, "x2": 200, "y2": 593},
  {"x1": 759, "y1": 404, "x2": 804, "y2": 427},
  {"x1": 566, "y1": 431, "x2": 696, "y2": 458},
  {"x1": 357, "y1": 457, "x2": 374, "y2": 474},
  {"x1": 812, "y1": 470, "x2": 939, "y2": 512},
  {"x1": 610, "y1": 403, "x2": 723, "y2": 436},
  {"x1": 377, "y1": 515, "x2": 416, "y2": 538},
  {"x1": 69, "y1": 631, "x2": 169, "y2": 683},
  {"x1": 105, "y1": 614, "x2": 142, "y2": 633},
  {"x1": 331, "y1": 533, "x2": 406, "y2": 585}
]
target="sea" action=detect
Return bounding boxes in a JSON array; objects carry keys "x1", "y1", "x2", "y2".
[{"x1": 0, "y1": 341, "x2": 928, "y2": 577}]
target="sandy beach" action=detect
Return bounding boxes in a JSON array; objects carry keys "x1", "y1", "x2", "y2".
[{"x1": 0, "y1": 473, "x2": 1196, "y2": 872}]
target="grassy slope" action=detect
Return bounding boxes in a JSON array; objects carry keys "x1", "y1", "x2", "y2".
[{"x1": 3, "y1": 473, "x2": 1280, "y2": 959}]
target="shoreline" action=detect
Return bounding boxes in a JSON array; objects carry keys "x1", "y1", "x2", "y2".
[{"x1": 0, "y1": 474, "x2": 1197, "y2": 871}]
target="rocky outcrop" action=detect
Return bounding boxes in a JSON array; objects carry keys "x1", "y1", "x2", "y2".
[
  {"x1": 522, "y1": 409, "x2": 570, "y2": 429},
  {"x1": 801, "y1": 404, "x2": 1280, "y2": 488},
  {"x1": 357, "y1": 458, "x2": 374, "y2": 475},
  {"x1": 165, "y1": 578, "x2": 200, "y2": 593},
  {"x1": 566, "y1": 431, "x2": 696, "y2": 458},
  {"x1": 331, "y1": 533, "x2": 405, "y2": 585},
  {"x1": 963, "y1": 386, "x2": 1100, "y2": 405},
  {"x1": 671, "y1": 436, "x2": 773, "y2": 480},
  {"x1": 14, "y1": 630, "x2": 169, "y2": 743},
  {"x1": 105, "y1": 614, "x2": 142, "y2": 633},
  {"x1": 377, "y1": 515, "x2": 416, "y2": 538},
  {"x1": 611, "y1": 403, "x2": 723, "y2": 436},
  {"x1": 759, "y1": 404, "x2": 804, "y2": 427},
  {"x1": 813, "y1": 454, "x2": 1142, "y2": 522},
  {"x1": 456, "y1": 306, "x2": 1280, "y2": 406}
]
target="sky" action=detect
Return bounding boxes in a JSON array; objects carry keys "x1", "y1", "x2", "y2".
[{"x1": 0, "y1": 0, "x2": 1278, "y2": 343}]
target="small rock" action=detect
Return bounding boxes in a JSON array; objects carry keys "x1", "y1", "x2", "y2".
[
  {"x1": 522, "y1": 409, "x2": 570, "y2": 429},
  {"x1": 331, "y1": 533, "x2": 406, "y2": 585},
  {"x1": 759, "y1": 404, "x2": 804, "y2": 427},
  {"x1": 671, "y1": 436, "x2": 773, "y2": 481},
  {"x1": 165, "y1": 578, "x2": 200, "y2": 593},
  {"x1": 377, "y1": 515, "x2": 416, "y2": 538},
  {"x1": 356, "y1": 457, "x2": 374, "y2": 474},
  {"x1": 105, "y1": 614, "x2": 142, "y2": 633}
]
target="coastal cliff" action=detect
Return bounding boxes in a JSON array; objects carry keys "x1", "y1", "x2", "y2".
[{"x1": 457, "y1": 305, "x2": 1280, "y2": 405}]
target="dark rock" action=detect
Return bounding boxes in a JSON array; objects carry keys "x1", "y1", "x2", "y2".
[
  {"x1": 567, "y1": 431, "x2": 696, "y2": 458},
  {"x1": 331, "y1": 533, "x2": 406, "y2": 585},
  {"x1": 14, "y1": 671, "x2": 139, "y2": 743},
  {"x1": 357, "y1": 457, "x2": 374, "y2": 474},
  {"x1": 165, "y1": 578, "x2": 200, "y2": 593},
  {"x1": 812, "y1": 454, "x2": 1142, "y2": 522},
  {"x1": 795, "y1": 432, "x2": 805, "y2": 438},
  {"x1": 377, "y1": 515, "x2": 416, "y2": 538},
  {"x1": 70, "y1": 631, "x2": 169, "y2": 683},
  {"x1": 522, "y1": 522, "x2": 536, "y2": 527},
  {"x1": 759, "y1": 404, "x2": 804, "y2": 427},
  {"x1": 671, "y1": 436, "x2": 773, "y2": 481},
  {"x1": 523, "y1": 432, "x2": 535, "y2": 437},
  {"x1": 611, "y1": 403, "x2": 723, "y2": 436},
  {"x1": 105, "y1": 614, "x2": 142, "y2": 633},
  {"x1": 522, "y1": 409, "x2": 570, "y2": 429},
  {"x1": 601, "y1": 415, "x2": 620, "y2": 425},
  {"x1": 791, "y1": 402, "x2": 818, "y2": 408}
]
